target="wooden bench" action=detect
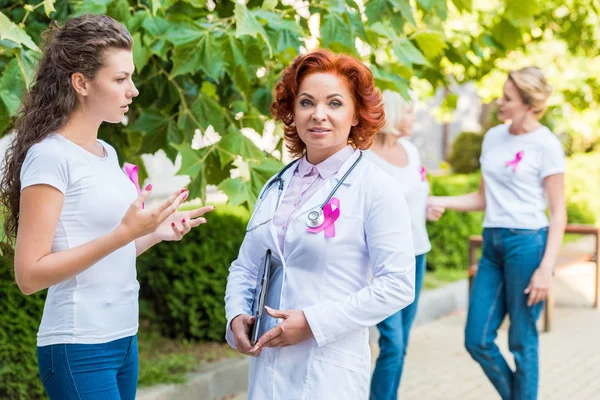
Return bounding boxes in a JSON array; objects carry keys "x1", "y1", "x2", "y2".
[{"x1": 467, "y1": 224, "x2": 600, "y2": 332}]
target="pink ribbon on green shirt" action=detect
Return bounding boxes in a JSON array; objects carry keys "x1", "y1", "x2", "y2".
[
  {"x1": 124, "y1": 163, "x2": 144, "y2": 209},
  {"x1": 306, "y1": 198, "x2": 340, "y2": 238},
  {"x1": 505, "y1": 151, "x2": 524, "y2": 172}
]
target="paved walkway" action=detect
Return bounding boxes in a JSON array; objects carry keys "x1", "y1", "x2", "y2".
[{"x1": 230, "y1": 238, "x2": 600, "y2": 399}]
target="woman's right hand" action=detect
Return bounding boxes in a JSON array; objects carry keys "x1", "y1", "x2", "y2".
[
  {"x1": 231, "y1": 314, "x2": 262, "y2": 357},
  {"x1": 116, "y1": 185, "x2": 190, "y2": 243}
]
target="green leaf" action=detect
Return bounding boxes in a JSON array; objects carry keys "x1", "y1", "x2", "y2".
[
  {"x1": 249, "y1": 159, "x2": 284, "y2": 195},
  {"x1": 141, "y1": 15, "x2": 169, "y2": 37},
  {"x1": 262, "y1": 0, "x2": 278, "y2": 10},
  {"x1": 504, "y1": 0, "x2": 539, "y2": 27},
  {"x1": 324, "y1": 0, "x2": 346, "y2": 13},
  {"x1": 416, "y1": 0, "x2": 434, "y2": 11},
  {"x1": 371, "y1": 65, "x2": 410, "y2": 96},
  {"x1": 218, "y1": 177, "x2": 255, "y2": 207},
  {"x1": 73, "y1": 0, "x2": 112, "y2": 14},
  {"x1": 219, "y1": 128, "x2": 265, "y2": 161},
  {"x1": 0, "y1": 100, "x2": 10, "y2": 135},
  {"x1": 0, "y1": 58, "x2": 24, "y2": 116},
  {"x1": 129, "y1": 110, "x2": 180, "y2": 161},
  {"x1": 0, "y1": 12, "x2": 40, "y2": 51},
  {"x1": 388, "y1": 0, "x2": 416, "y2": 27},
  {"x1": 450, "y1": 0, "x2": 472, "y2": 12},
  {"x1": 365, "y1": 0, "x2": 389, "y2": 23},
  {"x1": 348, "y1": 10, "x2": 368, "y2": 43},
  {"x1": 276, "y1": 29, "x2": 301, "y2": 53},
  {"x1": 151, "y1": 0, "x2": 162, "y2": 15},
  {"x1": 235, "y1": 4, "x2": 273, "y2": 57},
  {"x1": 108, "y1": 0, "x2": 130, "y2": 22},
  {"x1": 491, "y1": 18, "x2": 522, "y2": 50},
  {"x1": 170, "y1": 142, "x2": 205, "y2": 178},
  {"x1": 43, "y1": 0, "x2": 57, "y2": 17},
  {"x1": 393, "y1": 39, "x2": 428, "y2": 67},
  {"x1": 163, "y1": 21, "x2": 206, "y2": 46},
  {"x1": 184, "y1": 0, "x2": 206, "y2": 7},
  {"x1": 189, "y1": 93, "x2": 227, "y2": 134},
  {"x1": 254, "y1": 11, "x2": 303, "y2": 33},
  {"x1": 241, "y1": 108, "x2": 265, "y2": 134},
  {"x1": 320, "y1": 12, "x2": 354, "y2": 51},
  {"x1": 132, "y1": 33, "x2": 151, "y2": 72},
  {"x1": 171, "y1": 33, "x2": 225, "y2": 80},
  {"x1": 414, "y1": 31, "x2": 448, "y2": 59}
]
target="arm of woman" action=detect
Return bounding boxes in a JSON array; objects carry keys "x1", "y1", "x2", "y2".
[
  {"x1": 524, "y1": 173, "x2": 567, "y2": 306},
  {"x1": 225, "y1": 231, "x2": 263, "y2": 355},
  {"x1": 15, "y1": 185, "x2": 186, "y2": 295},
  {"x1": 134, "y1": 201, "x2": 214, "y2": 257},
  {"x1": 428, "y1": 176, "x2": 486, "y2": 212}
]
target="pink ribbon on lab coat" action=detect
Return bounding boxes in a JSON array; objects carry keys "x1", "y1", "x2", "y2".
[
  {"x1": 306, "y1": 198, "x2": 340, "y2": 238},
  {"x1": 420, "y1": 166, "x2": 427, "y2": 182},
  {"x1": 505, "y1": 151, "x2": 524, "y2": 172},
  {"x1": 124, "y1": 163, "x2": 144, "y2": 209}
]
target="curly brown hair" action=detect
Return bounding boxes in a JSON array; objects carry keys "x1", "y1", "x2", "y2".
[
  {"x1": 0, "y1": 15, "x2": 132, "y2": 245},
  {"x1": 270, "y1": 49, "x2": 385, "y2": 158}
]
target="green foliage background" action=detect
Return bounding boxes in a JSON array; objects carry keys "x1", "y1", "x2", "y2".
[{"x1": 3, "y1": 0, "x2": 598, "y2": 207}]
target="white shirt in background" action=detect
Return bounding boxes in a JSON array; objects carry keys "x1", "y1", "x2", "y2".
[
  {"x1": 20, "y1": 134, "x2": 139, "y2": 346},
  {"x1": 364, "y1": 138, "x2": 431, "y2": 255},
  {"x1": 480, "y1": 124, "x2": 565, "y2": 229}
]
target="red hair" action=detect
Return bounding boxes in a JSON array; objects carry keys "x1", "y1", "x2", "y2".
[{"x1": 270, "y1": 49, "x2": 385, "y2": 158}]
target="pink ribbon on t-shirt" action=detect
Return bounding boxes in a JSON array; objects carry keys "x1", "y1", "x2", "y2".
[
  {"x1": 124, "y1": 162, "x2": 144, "y2": 209},
  {"x1": 505, "y1": 151, "x2": 524, "y2": 172},
  {"x1": 306, "y1": 198, "x2": 340, "y2": 238},
  {"x1": 420, "y1": 166, "x2": 427, "y2": 182}
]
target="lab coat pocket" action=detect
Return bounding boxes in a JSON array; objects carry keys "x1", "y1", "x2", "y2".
[{"x1": 312, "y1": 331, "x2": 365, "y2": 373}]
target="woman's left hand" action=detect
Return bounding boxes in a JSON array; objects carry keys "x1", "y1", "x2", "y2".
[
  {"x1": 153, "y1": 194, "x2": 215, "y2": 242},
  {"x1": 524, "y1": 265, "x2": 553, "y2": 306},
  {"x1": 251, "y1": 307, "x2": 314, "y2": 351}
]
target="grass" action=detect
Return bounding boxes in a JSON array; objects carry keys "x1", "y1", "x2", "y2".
[
  {"x1": 423, "y1": 268, "x2": 468, "y2": 290},
  {"x1": 137, "y1": 320, "x2": 241, "y2": 387}
]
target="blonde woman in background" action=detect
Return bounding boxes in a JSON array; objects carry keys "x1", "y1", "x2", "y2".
[
  {"x1": 367, "y1": 90, "x2": 444, "y2": 400},
  {"x1": 428, "y1": 67, "x2": 566, "y2": 399}
]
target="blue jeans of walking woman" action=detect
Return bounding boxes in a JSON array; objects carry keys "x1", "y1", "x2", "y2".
[
  {"x1": 370, "y1": 253, "x2": 426, "y2": 400},
  {"x1": 465, "y1": 228, "x2": 548, "y2": 400},
  {"x1": 37, "y1": 335, "x2": 138, "y2": 400}
]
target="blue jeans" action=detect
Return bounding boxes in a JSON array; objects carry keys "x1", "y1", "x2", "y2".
[
  {"x1": 465, "y1": 228, "x2": 547, "y2": 400},
  {"x1": 37, "y1": 335, "x2": 138, "y2": 400},
  {"x1": 370, "y1": 253, "x2": 426, "y2": 400}
]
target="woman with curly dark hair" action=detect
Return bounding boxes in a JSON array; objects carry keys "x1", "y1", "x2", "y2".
[
  {"x1": 0, "y1": 15, "x2": 213, "y2": 399},
  {"x1": 224, "y1": 49, "x2": 416, "y2": 399}
]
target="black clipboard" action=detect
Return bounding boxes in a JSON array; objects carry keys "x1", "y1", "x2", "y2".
[{"x1": 250, "y1": 249, "x2": 272, "y2": 346}]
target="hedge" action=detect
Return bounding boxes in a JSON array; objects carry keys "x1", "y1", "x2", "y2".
[
  {"x1": 0, "y1": 252, "x2": 46, "y2": 399},
  {"x1": 137, "y1": 204, "x2": 250, "y2": 342}
]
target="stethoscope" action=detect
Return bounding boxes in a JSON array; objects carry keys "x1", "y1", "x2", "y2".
[{"x1": 246, "y1": 152, "x2": 363, "y2": 232}]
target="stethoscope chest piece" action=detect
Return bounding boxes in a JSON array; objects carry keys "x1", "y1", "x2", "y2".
[{"x1": 306, "y1": 209, "x2": 325, "y2": 228}]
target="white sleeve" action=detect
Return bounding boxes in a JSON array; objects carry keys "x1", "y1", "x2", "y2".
[
  {"x1": 302, "y1": 179, "x2": 416, "y2": 347},
  {"x1": 20, "y1": 143, "x2": 69, "y2": 194},
  {"x1": 224, "y1": 230, "x2": 262, "y2": 348},
  {"x1": 540, "y1": 135, "x2": 565, "y2": 178}
]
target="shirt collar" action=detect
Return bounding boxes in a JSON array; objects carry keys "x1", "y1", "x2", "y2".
[{"x1": 298, "y1": 145, "x2": 355, "y2": 179}]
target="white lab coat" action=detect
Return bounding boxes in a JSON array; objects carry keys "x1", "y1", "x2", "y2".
[{"x1": 225, "y1": 150, "x2": 416, "y2": 400}]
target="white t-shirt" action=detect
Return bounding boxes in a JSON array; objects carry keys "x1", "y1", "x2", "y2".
[
  {"x1": 480, "y1": 124, "x2": 565, "y2": 229},
  {"x1": 364, "y1": 139, "x2": 431, "y2": 255},
  {"x1": 20, "y1": 134, "x2": 139, "y2": 346}
]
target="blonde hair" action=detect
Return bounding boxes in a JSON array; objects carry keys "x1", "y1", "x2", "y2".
[
  {"x1": 508, "y1": 67, "x2": 552, "y2": 119},
  {"x1": 380, "y1": 89, "x2": 414, "y2": 136}
]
